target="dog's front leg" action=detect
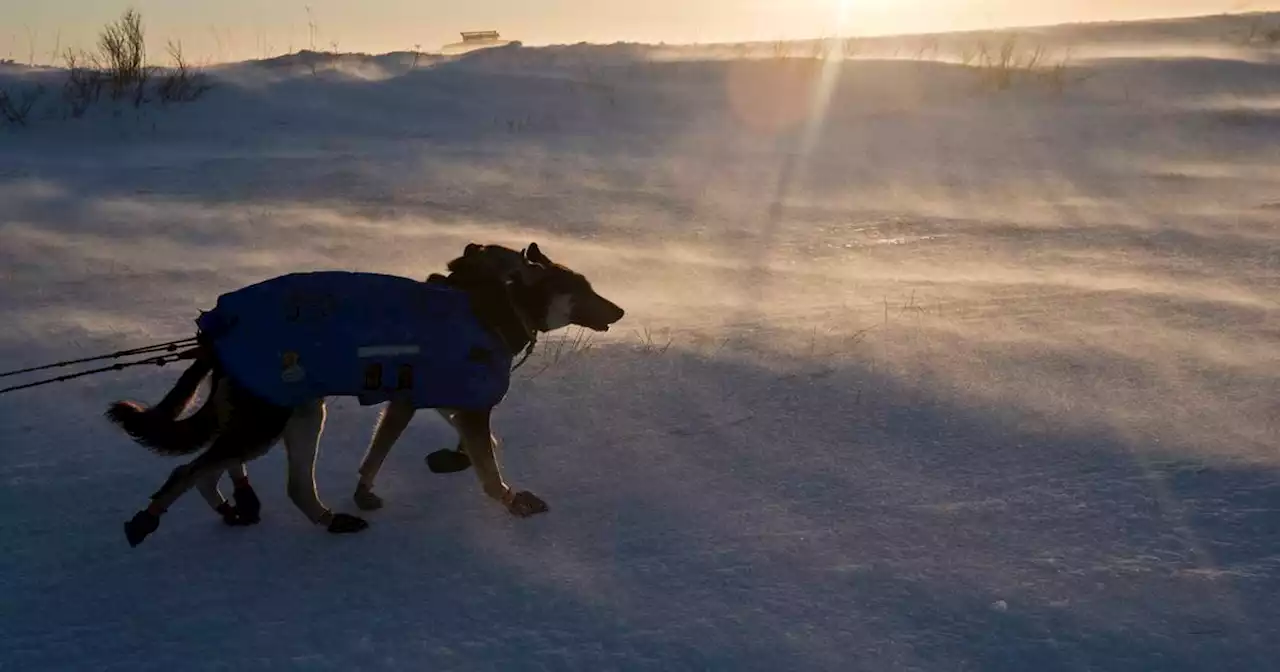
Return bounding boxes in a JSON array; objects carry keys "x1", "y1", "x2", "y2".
[
  {"x1": 352, "y1": 398, "x2": 417, "y2": 510},
  {"x1": 454, "y1": 408, "x2": 548, "y2": 517},
  {"x1": 424, "y1": 408, "x2": 474, "y2": 474},
  {"x1": 283, "y1": 400, "x2": 367, "y2": 534}
]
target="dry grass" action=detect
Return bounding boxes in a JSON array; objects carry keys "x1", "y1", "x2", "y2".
[
  {"x1": 526, "y1": 328, "x2": 599, "y2": 378},
  {"x1": 964, "y1": 35, "x2": 1075, "y2": 94}
]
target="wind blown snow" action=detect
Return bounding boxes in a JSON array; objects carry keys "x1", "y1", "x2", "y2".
[{"x1": 1, "y1": 12, "x2": 1278, "y2": 671}]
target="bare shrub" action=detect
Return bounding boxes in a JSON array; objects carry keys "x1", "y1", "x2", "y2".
[
  {"x1": 975, "y1": 36, "x2": 1020, "y2": 90},
  {"x1": 842, "y1": 38, "x2": 862, "y2": 59},
  {"x1": 156, "y1": 40, "x2": 211, "y2": 103},
  {"x1": 913, "y1": 37, "x2": 940, "y2": 61},
  {"x1": 1038, "y1": 48, "x2": 1075, "y2": 95},
  {"x1": 98, "y1": 8, "x2": 149, "y2": 102},
  {"x1": 61, "y1": 48, "x2": 104, "y2": 118},
  {"x1": 38, "y1": 10, "x2": 210, "y2": 123},
  {"x1": 1236, "y1": 18, "x2": 1280, "y2": 46},
  {"x1": 0, "y1": 85, "x2": 45, "y2": 127}
]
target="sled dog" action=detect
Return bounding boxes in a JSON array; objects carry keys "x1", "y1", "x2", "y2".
[{"x1": 107, "y1": 242, "x2": 624, "y2": 547}]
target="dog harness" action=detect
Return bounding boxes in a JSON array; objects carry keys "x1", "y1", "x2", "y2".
[{"x1": 195, "y1": 271, "x2": 514, "y2": 410}]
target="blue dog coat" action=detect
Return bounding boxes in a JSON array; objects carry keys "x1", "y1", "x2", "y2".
[{"x1": 195, "y1": 272, "x2": 513, "y2": 410}]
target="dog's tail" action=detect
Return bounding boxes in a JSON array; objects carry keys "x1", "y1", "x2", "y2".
[{"x1": 105, "y1": 353, "x2": 221, "y2": 456}]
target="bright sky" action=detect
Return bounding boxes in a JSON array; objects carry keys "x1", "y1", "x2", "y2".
[{"x1": 2, "y1": 0, "x2": 1272, "y2": 64}]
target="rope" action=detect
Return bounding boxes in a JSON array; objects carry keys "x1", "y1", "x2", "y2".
[
  {"x1": 0, "y1": 346, "x2": 201, "y2": 396},
  {"x1": 499, "y1": 276, "x2": 538, "y2": 374},
  {"x1": 0, "y1": 337, "x2": 199, "y2": 379}
]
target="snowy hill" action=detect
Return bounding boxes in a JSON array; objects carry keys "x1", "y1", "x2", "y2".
[{"x1": 1, "y1": 11, "x2": 1279, "y2": 671}]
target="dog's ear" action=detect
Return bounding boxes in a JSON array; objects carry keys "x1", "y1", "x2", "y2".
[
  {"x1": 448, "y1": 243, "x2": 531, "y2": 282},
  {"x1": 523, "y1": 242, "x2": 551, "y2": 266},
  {"x1": 448, "y1": 243, "x2": 489, "y2": 274}
]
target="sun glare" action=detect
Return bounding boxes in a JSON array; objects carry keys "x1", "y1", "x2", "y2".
[{"x1": 817, "y1": 0, "x2": 939, "y2": 39}]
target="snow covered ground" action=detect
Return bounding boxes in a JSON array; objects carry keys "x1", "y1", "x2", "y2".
[{"x1": 2, "y1": 11, "x2": 1278, "y2": 671}]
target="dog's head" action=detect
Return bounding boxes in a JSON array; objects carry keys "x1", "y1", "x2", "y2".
[
  {"x1": 517, "y1": 243, "x2": 625, "y2": 333},
  {"x1": 440, "y1": 241, "x2": 625, "y2": 333}
]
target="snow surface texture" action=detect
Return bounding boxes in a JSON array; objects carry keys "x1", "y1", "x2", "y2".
[{"x1": 2, "y1": 12, "x2": 1279, "y2": 671}]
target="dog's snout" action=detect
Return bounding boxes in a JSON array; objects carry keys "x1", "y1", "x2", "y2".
[
  {"x1": 596, "y1": 296, "x2": 624, "y2": 326},
  {"x1": 605, "y1": 301, "x2": 625, "y2": 323},
  {"x1": 577, "y1": 294, "x2": 625, "y2": 331}
]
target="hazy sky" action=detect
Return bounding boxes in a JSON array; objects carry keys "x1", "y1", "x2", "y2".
[{"x1": 3, "y1": 0, "x2": 1274, "y2": 64}]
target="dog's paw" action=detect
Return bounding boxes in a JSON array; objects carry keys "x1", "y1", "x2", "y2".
[
  {"x1": 233, "y1": 485, "x2": 261, "y2": 525},
  {"x1": 327, "y1": 513, "x2": 369, "y2": 534},
  {"x1": 228, "y1": 508, "x2": 260, "y2": 526},
  {"x1": 124, "y1": 510, "x2": 160, "y2": 547},
  {"x1": 215, "y1": 502, "x2": 244, "y2": 526},
  {"x1": 426, "y1": 447, "x2": 472, "y2": 474},
  {"x1": 222, "y1": 511, "x2": 259, "y2": 527},
  {"x1": 504, "y1": 491, "x2": 549, "y2": 518},
  {"x1": 353, "y1": 485, "x2": 383, "y2": 511}
]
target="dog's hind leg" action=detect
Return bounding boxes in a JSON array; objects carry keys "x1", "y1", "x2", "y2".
[
  {"x1": 226, "y1": 462, "x2": 261, "y2": 525},
  {"x1": 126, "y1": 439, "x2": 262, "y2": 547},
  {"x1": 125, "y1": 401, "x2": 288, "y2": 547},
  {"x1": 193, "y1": 463, "x2": 260, "y2": 526},
  {"x1": 352, "y1": 398, "x2": 417, "y2": 511},
  {"x1": 282, "y1": 400, "x2": 368, "y2": 534},
  {"x1": 453, "y1": 408, "x2": 547, "y2": 518},
  {"x1": 194, "y1": 469, "x2": 239, "y2": 525}
]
